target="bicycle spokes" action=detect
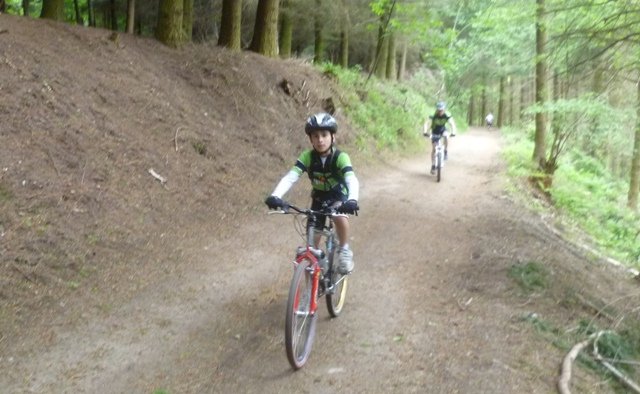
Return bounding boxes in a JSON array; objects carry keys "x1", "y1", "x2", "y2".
[{"x1": 285, "y1": 260, "x2": 317, "y2": 369}]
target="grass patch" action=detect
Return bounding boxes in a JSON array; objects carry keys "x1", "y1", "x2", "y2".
[
  {"x1": 508, "y1": 261, "x2": 549, "y2": 293},
  {"x1": 192, "y1": 140, "x2": 207, "y2": 156},
  {"x1": 67, "y1": 280, "x2": 80, "y2": 290},
  {"x1": 0, "y1": 182, "x2": 13, "y2": 202}
]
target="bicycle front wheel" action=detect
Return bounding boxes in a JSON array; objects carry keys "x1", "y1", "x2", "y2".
[{"x1": 285, "y1": 258, "x2": 317, "y2": 370}]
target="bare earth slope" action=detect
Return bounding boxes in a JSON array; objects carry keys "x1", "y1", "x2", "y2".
[{"x1": 1, "y1": 15, "x2": 638, "y2": 394}]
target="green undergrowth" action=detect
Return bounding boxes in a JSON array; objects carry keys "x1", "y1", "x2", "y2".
[
  {"x1": 501, "y1": 126, "x2": 640, "y2": 269},
  {"x1": 522, "y1": 312, "x2": 640, "y2": 393},
  {"x1": 0, "y1": 181, "x2": 13, "y2": 202},
  {"x1": 509, "y1": 260, "x2": 640, "y2": 392},
  {"x1": 320, "y1": 63, "x2": 431, "y2": 155},
  {"x1": 508, "y1": 261, "x2": 550, "y2": 294}
]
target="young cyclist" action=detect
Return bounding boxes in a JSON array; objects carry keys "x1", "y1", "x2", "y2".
[
  {"x1": 264, "y1": 113, "x2": 360, "y2": 274},
  {"x1": 423, "y1": 101, "x2": 457, "y2": 174}
]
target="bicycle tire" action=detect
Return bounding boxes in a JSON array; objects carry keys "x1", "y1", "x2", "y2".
[
  {"x1": 326, "y1": 246, "x2": 349, "y2": 317},
  {"x1": 285, "y1": 258, "x2": 317, "y2": 370},
  {"x1": 436, "y1": 152, "x2": 442, "y2": 182}
]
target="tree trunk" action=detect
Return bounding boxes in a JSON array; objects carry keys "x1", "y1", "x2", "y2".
[
  {"x1": 368, "y1": 0, "x2": 398, "y2": 84},
  {"x1": 22, "y1": 0, "x2": 30, "y2": 17},
  {"x1": 218, "y1": 0, "x2": 242, "y2": 50},
  {"x1": 397, "y1": 40, "x2": 407, "y2": 80},
  {"x1": 40, "y1": 0, "x2": 64, "y2": 20},
  {"x1": 156, "y1": 0, "x2": 183, "y2": 48},
  {"x1": 73, "y1": 0, "x2": 82, "y2": 24},
  {"x1": 532, "y1": 0, "x2": 548, "y2": 168},
  {"x1": 468, "y1": 91, "x2": 476, "y2": 126},
  {"x1": 385, "y1": 31, "x2": 396, "y2": 81},
  {"x1": 338, "y1": 0, "x2": 350, "y2": 68},
  {"x1": 497, "y1": 76, "x2": 505, "y2": 128},
  {"x1": 481, "y1": 85, "x2": 487, "y2": 126},
  {"x1": 88, "y1": 0, "x2": 94, "y2": 26},
  {"x1": 520, "y1": 79, "x2": 526, "y2": 125},
  {"x1": 313, "y1": 0, "x2": 324, "y2": 63},
  {"x1": 182, "y1": 0, "x2": 193, "y2": 42},
  {"x1": 586, "y1": 62, "x2": 605, "y2": 156},
  {"x1": 339, "y1": 30, "x2": 349, "y2": 67},
  {"x1": 126, "y1": 0, "x2": 135, "y2": 33},
  {"x1": 249, "y1": 0, "x2": 279, "y2": 58},
  {"x1": 110, "y1": 0, "x2": 117, "y2": 30},
  {"x1": 544, "y1": 71, "x2": 563, "y2": 179},
  {"x1": 279, "y1": 0, "x2": 292, "y2": 58},
  {"x1": 627, "y1": 79, "x2": 640, "y2": 210},
  {"x1": 509, "y1": 76, "x2": 515, "y2": 126},
  {"x1": 373, "y1": 16, "x2": 388, "y2": 79}
]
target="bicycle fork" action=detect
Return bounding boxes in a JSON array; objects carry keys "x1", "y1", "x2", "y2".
[{"x1": 293, "y1": 248, "x2": 322, "y2": 315}]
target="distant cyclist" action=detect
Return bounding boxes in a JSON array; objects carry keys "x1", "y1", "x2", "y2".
[
  {"x1": 423, "y1": 101, "x2": 457, "y2": 174},
  {"x1": 485, "y1": 112, "x2": 494, "y2": 129}
]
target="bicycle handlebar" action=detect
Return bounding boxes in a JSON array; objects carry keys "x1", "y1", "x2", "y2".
[
  {"x1": 267, "y1": 201, "x2": 348, "y2": 218},
  {"x1": 423, "y1": 133, "x2": 455, "y2": 139}
]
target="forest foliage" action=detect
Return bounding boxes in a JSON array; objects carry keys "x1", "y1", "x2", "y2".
[{"x1": 2, "y1": 0, "x2": 639, "y2": 266}]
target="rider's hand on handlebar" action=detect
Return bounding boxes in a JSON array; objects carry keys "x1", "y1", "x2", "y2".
[
  {"x1": 265, "y1": 195, "x2": 284, "y2": 210},
  {"x1": 337, "y1": 199, "x2": 359, "y2": 215}
]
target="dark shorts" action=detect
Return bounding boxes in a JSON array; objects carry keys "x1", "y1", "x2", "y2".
[
  {"x1": 308, "y1": 189, "x2": 346, "y2": 231},
  {"x1": 431, "y1": 130, "x2": 449, "y2": 143}
]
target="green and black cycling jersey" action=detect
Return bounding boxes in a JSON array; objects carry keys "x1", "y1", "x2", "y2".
[
  {"x1": 293, "y1": 147, "x2": 354, "y2": 196},
  {"x1": 269, "y1": 145, "x2": 359, "y2": 208},
  {"x1": 430, "y1": 111, "x2": 453, "y2": 135}
]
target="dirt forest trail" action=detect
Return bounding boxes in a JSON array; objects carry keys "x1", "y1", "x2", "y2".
[{"x1": 5, "y1": 128, "x2": 584, "y2": 393}]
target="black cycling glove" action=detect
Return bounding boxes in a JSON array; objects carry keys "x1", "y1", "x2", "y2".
[
  {"x1": 265, "y1": 195, "x2": 284, "y2": 210},
  {"x1": 337, "y1": 199, "x2": 359, "y2": 214}
]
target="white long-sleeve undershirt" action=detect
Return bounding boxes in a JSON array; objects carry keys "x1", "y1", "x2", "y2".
[
  {"x1": 271, "y1": 170, "x2": 359, "y2": 201},
  {"x1": 271, "y1": 170, "x2": 300, "y2": 198}
]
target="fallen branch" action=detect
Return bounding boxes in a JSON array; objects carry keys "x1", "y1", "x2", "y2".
[
  {"x1": 598, "y1": 360, "x2": 640, "y2": 393},
  {"x1": 147, "y1": 168, "x2": 167, "y2": 185},
  {"x1": 456, "y1": 297, "x2": 473, "y2": 311},
  {"x1": 558, "y1": 335, "x2": 593, "y2": 394},
  {"x1": 593, "y1": 331, "x2": 640, "y2": 394},
  {"x1": 559, "y1": 331, "x2": 640, "y2": 394},
  {"x1": 174, "y1": 126, "x2": 185, "y2": 152}
]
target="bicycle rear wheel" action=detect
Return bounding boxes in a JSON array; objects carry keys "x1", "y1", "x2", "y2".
[
  {"x1": 326, "y1": 248, "x2": 349, "y2": 317},
  {"x1": 285, "y1": 258, "x2": 317, "y2": 369}
]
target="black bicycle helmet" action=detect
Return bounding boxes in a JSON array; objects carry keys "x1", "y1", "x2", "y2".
[{"x1": 305, "y1": 112, "x2": 337, "y2": 135}]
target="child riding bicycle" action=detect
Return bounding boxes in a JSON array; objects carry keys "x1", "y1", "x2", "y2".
[
  {"x1": 423, "y1": 101, "x2": 457, "y2": 174},
  {"x1": 265, "y1": 113, "x2": 360, "y2": 274}
]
